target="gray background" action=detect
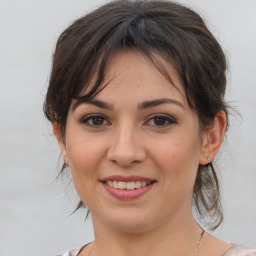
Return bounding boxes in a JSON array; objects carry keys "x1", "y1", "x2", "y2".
[{"x1": 0, "y1": 0, "x2": 255, "y2": 255}]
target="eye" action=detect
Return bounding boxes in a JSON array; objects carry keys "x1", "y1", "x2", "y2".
[
  {"x1": 145, "y1": 115, "x2": 176, "y2": 127},
  {"x1": 80, "y1": 114, "x2": 110, "y2": 127}
]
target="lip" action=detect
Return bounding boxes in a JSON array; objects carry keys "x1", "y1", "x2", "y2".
[
  {"x1": 101, "y1": 175, "x2": 156, "y2": 183},
  {"x1": 100, "y1": 175, "x2": 157, "y2": 200},
  {"x1": 102, "y1": 182, "x2": 155, "y2": 200}
]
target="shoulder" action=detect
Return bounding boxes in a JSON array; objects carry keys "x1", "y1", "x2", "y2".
[
  {"x1": 223, "y1": 245, "x2": 256, "y2": 256},
  {"x1": 56, "y1": 247, "x2": 81, "y2": 256},
  {"x1": 56, "y1": 243, "x2": 90, "y2": 256}
]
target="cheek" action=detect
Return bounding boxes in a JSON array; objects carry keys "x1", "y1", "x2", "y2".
[
  {"x1": 151, "y1": 135, "x2": 201, "y2": 180},
  {"x1": 65, "y1": 133, "x2": 106, "y2": 177},
  {"x1": 155, "y1": 136, "x2": 193, "y2": 159},
  {"x1": 65, "y1": 135, "x2": 105, "y2": 205}
]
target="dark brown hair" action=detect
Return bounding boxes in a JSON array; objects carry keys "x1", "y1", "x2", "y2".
[{"x1": 44, "y1": 0, "x2": 228, "y2": 229}]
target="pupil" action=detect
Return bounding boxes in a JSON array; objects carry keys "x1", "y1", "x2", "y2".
[
  {"x1": 92, "y1": 117, "x2": 103, "y2": 125},
  {"x1": 154, "y1": 117, "x2": 165, "y2": 125}
]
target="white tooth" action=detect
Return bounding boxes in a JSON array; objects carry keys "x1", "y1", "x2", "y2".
[
  {"x1": 118, "y1": 181, "x2": 127, "y2": 189},
  {"x1": 127, "y1": 181, "x2": 135, "y2": 190},
  {"x1": 135, "y1": 181, "x2": 142, "y2": 189},
  {"x1": 107, "y1": 181, "x2": 113, "y2": 187},
  {"x1": 141, "y1": 181, "x2": 147, "y2": 187},
  {"x1": 113, "y1": 181, "x2": 118, "y2": 188}
]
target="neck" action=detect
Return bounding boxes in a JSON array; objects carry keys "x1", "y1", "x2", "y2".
[{"x1": 91, "y1": 212, "x2": 203, "y2": 256}]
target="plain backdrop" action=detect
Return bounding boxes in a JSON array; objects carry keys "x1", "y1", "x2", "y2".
[{"x1": 0, "y1": 0, "x2": 255, "y2": 255}]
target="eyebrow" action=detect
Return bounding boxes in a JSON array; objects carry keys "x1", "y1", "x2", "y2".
[
  {"x1": 138, "y1": 98, "x2": 184, "y2": 110},
  {"x1": 73, "y1": 98, "x2": 114, "y2": 111},
  {"x1": 72, "y1": 97, "x2": 184, "y2": 111}
]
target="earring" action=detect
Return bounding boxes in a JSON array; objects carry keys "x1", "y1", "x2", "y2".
[
  {"x1": 64, "y1": 159, "x2": 69, "y2": 166},
  {"x1": 207, "y1": 157, "x2": 211, "y2": 163}
]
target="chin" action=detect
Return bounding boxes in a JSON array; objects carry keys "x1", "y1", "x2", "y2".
[
  {"x1": 94, "y1": 207, "x2": 161, "y2": 234},
  {"x1": 110, "y1": 220, "x2": 154, "y2": 234}
]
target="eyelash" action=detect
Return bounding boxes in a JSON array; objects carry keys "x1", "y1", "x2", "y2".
[
  {"x1": 145, "y1": 114, "x2": 177, "y2": 127},
  {"x1": 80, "y1": 114, "x2": 177, "y2": 128},
  {"x1": 80, "y1": 114, "x2": 110, "y2": 127}
]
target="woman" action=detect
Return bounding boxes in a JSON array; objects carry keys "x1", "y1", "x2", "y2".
[{"x1": 44, "y1": 0, "x2": 256, "y2": 255}]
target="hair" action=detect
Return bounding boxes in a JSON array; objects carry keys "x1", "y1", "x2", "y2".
[{"x1": 44, "y1": 0, "x2": 228, "y2": 230}]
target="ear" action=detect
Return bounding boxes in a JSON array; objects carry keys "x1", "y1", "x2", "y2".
[
  {"x1": 199, "y1": 111, "x2": 227, "y2": 165},
  {"x1": 53, "y1": 122, "x2": 69, "y2": 165}
]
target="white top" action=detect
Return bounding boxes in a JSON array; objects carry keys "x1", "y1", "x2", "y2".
[{"x1": 58, "y1": 245, "x2": 256, "y2": 256}]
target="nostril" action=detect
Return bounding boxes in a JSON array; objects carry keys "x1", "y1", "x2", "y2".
[
  {"x1": 107, "y1": 149, "x2": 144, "y2": 167},
  {"x1": 107, "y1": 143, "x2": 147, "y2": 166}
]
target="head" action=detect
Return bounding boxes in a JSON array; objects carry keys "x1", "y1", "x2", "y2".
[{"x1": 44, "y1": 0, "x2": 228, "y2": 230}]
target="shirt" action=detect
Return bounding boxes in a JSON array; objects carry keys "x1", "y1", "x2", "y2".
[{"x1": 58, "y1": 244, "x2": 256, "y2": 256}]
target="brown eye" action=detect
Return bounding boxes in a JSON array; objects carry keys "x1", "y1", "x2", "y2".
[
  {"x1": 92, "y1": 116, "x2": 104, "y2": 125},
  {"x1": 153, "y1": 117, "x2": 167, "y2": 126},
  {"x1": 80, "y1": 114, "x2": 110, "y2": 127},
  {"x1": 145, "y1": 114, "x2": 176, "y2": 127}
]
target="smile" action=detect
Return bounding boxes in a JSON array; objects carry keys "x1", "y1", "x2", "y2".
[
  {"x1": 101, "y1": 175, "x2": 156, "y2": 200},
  {"x1": 105, "y1": 180, "x2": 153, "y2": 190}
]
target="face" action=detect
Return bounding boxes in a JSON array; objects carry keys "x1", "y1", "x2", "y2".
[{"x1": 57, "y1": 50, "x2": 210, "y2": 233}]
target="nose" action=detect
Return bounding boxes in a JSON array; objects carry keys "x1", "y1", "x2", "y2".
[{"x1": 107, "y1": 124, "x2": 146, "y2": 167}]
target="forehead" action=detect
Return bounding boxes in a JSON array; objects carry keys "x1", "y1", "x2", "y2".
[{"x1": 82, "y1": 49, "x2": 185, "y2": 103}]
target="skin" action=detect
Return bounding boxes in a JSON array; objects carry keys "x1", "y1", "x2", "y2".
[{"x1": 54, "y1": 49, "x2": 230, "y2": 256}]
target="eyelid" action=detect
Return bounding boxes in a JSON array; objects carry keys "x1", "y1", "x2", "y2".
[
  {"x1": 144, "y1": 114, "x2": 177, "y2": 126},
  {"x1": 80, "y1": 113, "x2": 111, "y2": 126},
  {"x1": 79, "y1": 113, "x2": 176, "y2": 127}
]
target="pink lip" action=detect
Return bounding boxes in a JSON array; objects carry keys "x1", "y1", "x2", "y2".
[
  {"x1": 102, "y1": 182, "x2": 154, "y2": 200},
  {"x1": 101, "y1": 175, "x2": 155, "y2": 182},
  {"x1": 100, "y1": 175, "x2": 156, "y2": 200}
]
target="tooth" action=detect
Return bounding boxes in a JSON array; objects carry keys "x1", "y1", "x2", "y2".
[
  {"x1": 127, "y1": 181, "x2": 135, "y2": 190},
  {"x1": 135, "y1": 181, "x2": 141, "y2": 189},
  {"x1": 113, "y1": 181, "x2": 118, "y2": 188},
  {"x1": 141, "y1": 181, "x2": 147, "y2": 187},
  {"x1": 106, "y1": 180, "x2": 150, "y2": 189},
  {"x1": 106, "y1": 181, "x2": 113, "y2": 187},
  {"x1": 118, "y1": 181, "x2": 127, "y2": 189}
]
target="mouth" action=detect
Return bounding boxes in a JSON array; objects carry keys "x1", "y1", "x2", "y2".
[
  {"x1": 103, "y1": 180, "x2": 155, "y2": 190},
  {"x1": 100, "y1": 175, "x2": 157, "y2": 200}
]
